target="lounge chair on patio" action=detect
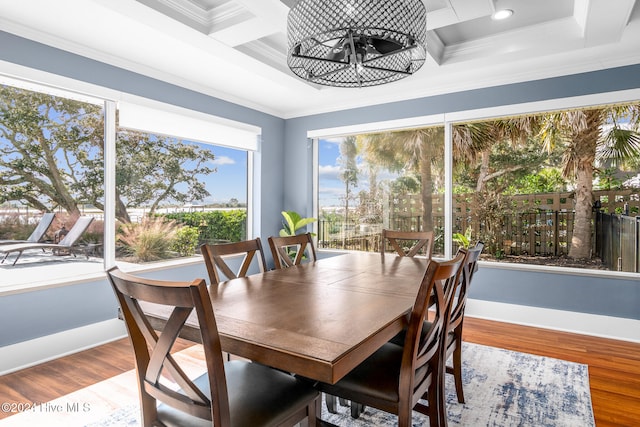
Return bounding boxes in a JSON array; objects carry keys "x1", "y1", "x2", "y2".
[
  {"x1": 0, "y1": 212, "x2": 56, "y2": 245},
  {"x1": 0, "y1": 216, "x2": 94, "y2": 266}
]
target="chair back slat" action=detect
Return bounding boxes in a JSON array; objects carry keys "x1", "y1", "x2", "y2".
[
  {"x1": 268, "y1": 233, "x2": 317, "y2": 269},
  {"x1": 201, "y1": 238, "x2": 267, "y2": 284},
  {"x1": 107, "y1": 267, "x2": 230, "y2": 426},
  {"x1": 381, "y1": 229, "x2": 434, "y2": 259},
  {"x1": 449, "y1": 242, "x2": 484, "y2": 331},
  {"x1": 399, "y1": 251, "x2": 465, "y2": 405}
]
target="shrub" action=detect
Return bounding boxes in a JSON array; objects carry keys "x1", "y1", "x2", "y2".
[
  {"x1": 171, "y1": 225, "x2": 199, "y2": 257},
  {"x1": 0, "y1": 212, "x2": 31, "y2": 240},
  {"x1": 161, "y1": 210, "x2": 247, "y2": 243},
  {"x1": 118, "y1": 217, "x2": 178, "y2": 262}
]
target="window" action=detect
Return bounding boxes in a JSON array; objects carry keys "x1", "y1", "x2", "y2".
[
  {"x1": 317, "y1": 125, "x2": 445, "y2": 257},
  {"x1": 0, "y1": 82, "x2": 105, "y2": 286},
  {"x1": 315, "y1": 101, "x2": 640, "y2": 272},
  {"x1": 114, "y1": 101, "x2": 256, "y2": 265},
  {"x1": 451, "y1": 103, "x2": 640, "y2": 271},
  {"x1": 0, "y1": 77, "x2": 257, "y2": 287},
  {"x1": 114, "y1": 126, "x2": 249, "y2": 264}
]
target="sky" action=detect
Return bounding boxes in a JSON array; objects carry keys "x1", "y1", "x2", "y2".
[
  {"x1": 318, "y1": 137, "x2": 348, "y2": 207},
  {"x1": 188, "y1": 141, "x2": 247, "y2": 205},
  {"x1": 318, "y1": 136, "x2": 401, "y2": 209}
]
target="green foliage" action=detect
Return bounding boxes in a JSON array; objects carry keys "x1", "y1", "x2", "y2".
[
  {"x1": 171, "y1": 225, "x2": 200, "y2": 256},
  {"x1": 594, "y1": 167, "x2": 624, "y2": 190},
  {"x1": 0, "y1": 84, "x2": 217, "y2": 222},
  {"x1": 116, "y1": 131, "x2": 216, "y2": 221},
  {"x1": 453, "y1": 226, "x2": 473, "y2": 249},
  {"x1": 117, "y1": 217, "x2": 178, "y2": 262},
  {"x1": 279, "y1": 210, "x2": 317, "y2": 237},
  {"x1": 506, "y1": 168, "x2": 566, "y2": 194},
  {"x1": 162, "y1": 210, "x2": 247, "y2": 243},
  {"x1": 0, "y1": 85, "x2": 103, "y2": 214}
]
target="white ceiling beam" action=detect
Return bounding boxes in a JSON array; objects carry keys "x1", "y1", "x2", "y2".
[
  {"x1": 427, "y1": 6, "x2": 459, "y2": 30},
  {"x1": 575, "y1": 0, "x2": 636, "y2": 46},
  {"x1": 210, "y1": 16, "x2": 281, "y2": 46},
  {"x1": 449, "y1": 0, "x2": 493, "y2": 22},
  {"x1": 426, "y1": 31, "x2": 445, "y2": 64},
  {"x1": 427, "y1": 0, "x2": 493, "y2": 30},
  {"x1": 208, "y1": 0, "x2": 288, "y2": 46}
]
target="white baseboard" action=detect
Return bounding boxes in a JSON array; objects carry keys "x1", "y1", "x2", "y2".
[
  {"x1": 466, "y1": 299, "x2": 640, "y2": 343},
  {"x1": 0, "y1": 319, "x2": 127, "y2": 376}
]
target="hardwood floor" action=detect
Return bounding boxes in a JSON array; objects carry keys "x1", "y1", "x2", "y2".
[{"x1": 1, "y1": 318, "x2": 639, "y2": 426}]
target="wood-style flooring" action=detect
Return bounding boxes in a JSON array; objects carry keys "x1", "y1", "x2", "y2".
[{"x1": 1, "y1": 317, "x2": 639, "y2": 426}]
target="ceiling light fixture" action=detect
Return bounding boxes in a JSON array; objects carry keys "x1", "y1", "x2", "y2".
[
  {"x1": 492, "y1": 9, "x2": 513, "y2": 20},
  {"x1": 286, "y1": 0, "x2": 427, "y2": 88}
]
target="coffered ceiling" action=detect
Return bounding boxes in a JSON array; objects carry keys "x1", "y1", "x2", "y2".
[{"x1": 0, "y1": 0, "x2": 639, "y2": 118}]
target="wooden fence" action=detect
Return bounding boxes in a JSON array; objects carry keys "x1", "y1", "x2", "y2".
[
  {"x1": 320, "y1": 189, "x2": 640, "y2": 256},
  {"x1": 595, "y1": 212, "x2": 640, "y2": 272}
]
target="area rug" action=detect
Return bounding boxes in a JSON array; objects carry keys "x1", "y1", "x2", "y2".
[{"x1": 0, "y1": 343, "x2": 595, "y2": 427}]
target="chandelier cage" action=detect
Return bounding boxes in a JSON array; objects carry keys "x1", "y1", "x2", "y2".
[{"x1": 287, "y1": 0, "x2": 427, "y2": 88}]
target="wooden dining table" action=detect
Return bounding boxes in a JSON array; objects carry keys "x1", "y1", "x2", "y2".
[{"x1": 143, "y1": 251, "x2": 429, "y2": 384}]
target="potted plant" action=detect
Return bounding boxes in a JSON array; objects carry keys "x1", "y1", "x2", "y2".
[
  {"x1": 279, "y1": 210, "x2": 317, "y2": 237},
  {"x1": 453, "y1": 226, "x2": 472, "y2": 249}
]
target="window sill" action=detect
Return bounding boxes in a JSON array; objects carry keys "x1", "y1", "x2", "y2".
[{"x1": 0, "y1": 256, "x2": 204, "y2": 297}]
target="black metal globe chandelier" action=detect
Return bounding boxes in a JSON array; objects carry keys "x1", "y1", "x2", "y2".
[{"x1": 287, "y1": 0, "x2": 427, "y2": 88}]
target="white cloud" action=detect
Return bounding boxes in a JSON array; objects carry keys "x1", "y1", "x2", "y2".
[
  {"x1": 321, "y1": 137, "x2": 344, "y2": 145},
  {"x1": 211, "y1": 155, "x2": 235, "y2": 166},
  {"x1": 319, "y1": 164, "x2": 340, "y2": 180},
  {"x1": 319, "y1": 186, "x2": 345, "y2": 196}
]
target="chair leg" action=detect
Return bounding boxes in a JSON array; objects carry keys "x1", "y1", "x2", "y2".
[
  {"x1": 452, "y1": 335, "x2": 465, "y2": 403},
  {"x1": 11, "y1": 250, "x2": 24, "y2": 266},
  {"x1": 350, "y1": 402, "x2": 365, "y2": 419},
  {"x1": 325, "y1": 394, "x2": 338, "y2": 413},
  {"x1": 438, "y1": 363, "x2": 449, "y2": 427}
]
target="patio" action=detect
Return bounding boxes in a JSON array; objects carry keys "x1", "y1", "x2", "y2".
[{"x1": 1, "y1": 252, "x2": 106, "y2": 293}]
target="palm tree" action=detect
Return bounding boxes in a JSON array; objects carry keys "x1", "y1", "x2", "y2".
[
  {"x1": 359, "y1": 127, "x2": 444, "y2": 232},
  {"x1": 457, "y1": 106, "x2": 640, "y2": 259},
  {"x1": 338, "y1": 136, "x2": 358, "y2": 245},
  {"x1": 537, "y1": 105, "x2": 640, "y2": 258},
  {"x1": 453, "y1": 119, "x2": 536, "y2": 193},
  {"x1": 452, "y1": 119, "x2": 540, "y2": 252}
]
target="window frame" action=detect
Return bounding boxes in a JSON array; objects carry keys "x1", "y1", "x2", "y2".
[
  {"x1": 0, "y1": 69, "x2": 259, "y2": 289},
  {"x1": 311, "y1": 89, "x2": 640, "y2": 276}
]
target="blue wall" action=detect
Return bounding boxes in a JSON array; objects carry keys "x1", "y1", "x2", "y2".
[
  {"x1": 0, "y1": 279, "x2": 116, "y2": 346},
  {"x1": 470, "y1": 266, "x2": 640, "y2": 320},
  {"x1": 0, "y1": 31, "x2": 639, "y2": 347}
]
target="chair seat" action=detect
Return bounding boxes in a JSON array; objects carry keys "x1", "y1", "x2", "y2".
[
  {"x1": 316, "y1": 343, "x2": 402, "y2": 404},
  {"x1": 158, "y1": 360, "x2": 319, "y2": 427},
  {"x1": 316, "y1": 343, "x2": 432, "y2": 406}
]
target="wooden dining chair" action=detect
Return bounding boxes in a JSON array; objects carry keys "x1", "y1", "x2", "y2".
[
  {"x1": 313, "y1": 252, "x2": 466, "y2": 427},
  {"x1": 445, "y1": 241, "x2": 483, "y2": 403},
  {"x1": 268, "y1": 232, "x2": 317, "y2": 269},
  {"x1": 107, "y1": 267, "x2": 319, "y2": 427},
  {"x1": 200, "y1": 238, "x2": 267, "y2": 285},
  {"x1": 381, "y1": 229, "x2": 434, "y2": 259},
  {"x1": 388, "y1": 242, "x2": 484, "y2": 406}
]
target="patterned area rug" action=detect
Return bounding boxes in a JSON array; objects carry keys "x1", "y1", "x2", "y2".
[
  {"x1": 0, "y1": 342, "x2": 594, "y2": 426},
  {"x1": 83, "y1": 342, "x2": 594, "y2": 427}
]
